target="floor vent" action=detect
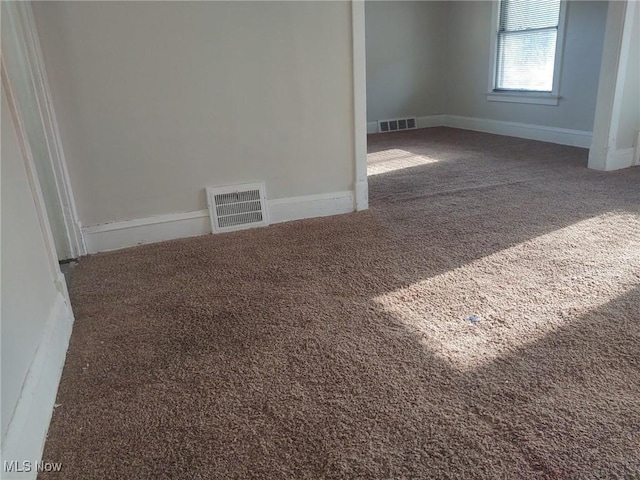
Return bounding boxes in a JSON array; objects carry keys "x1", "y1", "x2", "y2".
[
  {"x1": 378, "y1": 117, "x2": 417, "y2": 133},
  {"x1": 206, "y1": 182, "x2": 269, "y2": 233}
]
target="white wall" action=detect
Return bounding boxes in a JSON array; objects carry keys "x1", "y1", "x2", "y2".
[
  {"x1": 0, "y1": 82, "x2": 57, "y2": 446},
  {"x1": 589, "y1": 0, "x2": 640, "y2": 171},
  {"x1": 615, "y1": 1, "x2": 639, "y2": 151},
  {"x1": 444, "y1": 0, "x2": 608, "y2": 132},
  {"x1": 1, "y1": 76, "x2": 74, "y2": 478},
  {"x1": 2, "y1": 4, "x2": 73, "y2": 259},
  {"x1": 33, "y1": 1, "x2": 355, "y2": 229},
  {"x1": 365, "y1": 1, "x2": 447, "y2": 122}
]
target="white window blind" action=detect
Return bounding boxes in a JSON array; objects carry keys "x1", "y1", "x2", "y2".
[{"x1": 495, "y1": 0, "x2": 562, "y2": 92}]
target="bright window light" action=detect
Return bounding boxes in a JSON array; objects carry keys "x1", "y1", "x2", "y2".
[{"x1": 495, "y1": 0, "x2": 562, "y2": 92}]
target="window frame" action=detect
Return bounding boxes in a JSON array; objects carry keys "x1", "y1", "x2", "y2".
[{"x1": 487, "y1": 0, "x2": 568, "y2": 105}]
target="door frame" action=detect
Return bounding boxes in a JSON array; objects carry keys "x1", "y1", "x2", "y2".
[
  {"x1": 3, "y1": 1, "x2": 86, "y2": 258},
  {"x1": 352, "y1": 0, "x2": 369, "y2": 211}
]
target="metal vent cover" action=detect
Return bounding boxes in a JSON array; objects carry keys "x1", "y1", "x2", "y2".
[
  {"x1": 206, "y1": 182, "x2": 269, "y2": 233},
  {"x1": 378, "y1": 117, "x2": 417, "y2": 133}
]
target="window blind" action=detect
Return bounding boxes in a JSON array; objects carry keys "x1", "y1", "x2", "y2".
[{"x1": 495, "y1": 0, "x2": 562, "y2": 92}]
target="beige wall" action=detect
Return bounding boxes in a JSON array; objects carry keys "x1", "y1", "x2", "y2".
[
  {"x1": 1, "y1": 83, "x2": 58, "y2": 442},
  {"x1": 365, "y1": 1, "x2": 447, "y2": 121},
  {"x1": 33, "y1": 1, "x2": 355, "y2": 227}
]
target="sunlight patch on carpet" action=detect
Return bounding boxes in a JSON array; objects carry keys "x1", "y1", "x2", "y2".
[
  {"x1": 367, "y1": 149, "x2": 439, "y2": 176},
  {"x1": 374, "y1": 212, "x2": 640, "y2": 371}
]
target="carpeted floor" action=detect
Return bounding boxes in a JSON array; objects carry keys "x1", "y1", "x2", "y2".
[{"x1": 42, "y1": 128, "x2": 640, "y2": 479}]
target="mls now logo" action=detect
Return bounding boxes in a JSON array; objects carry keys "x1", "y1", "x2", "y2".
[{"x1": 4, "y1": 460, "x2": 63, "y2": 473}]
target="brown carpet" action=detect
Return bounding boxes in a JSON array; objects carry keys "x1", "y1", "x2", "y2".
[{"x1": 42, "y1": 128, "x2": 640, "y2": 479}]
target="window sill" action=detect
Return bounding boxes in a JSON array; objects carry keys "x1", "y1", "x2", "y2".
[{"x1": 486, "y1": 91, "x2": 560, "y2": 106}]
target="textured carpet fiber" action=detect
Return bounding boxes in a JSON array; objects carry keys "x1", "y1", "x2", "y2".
[{"x1": 42, "y1": 128, "x2": 640, "y2": 479}]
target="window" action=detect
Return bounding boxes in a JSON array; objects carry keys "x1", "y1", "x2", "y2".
[{"x1": 488, "y1": 0, "x2": 566, "y2": 105}]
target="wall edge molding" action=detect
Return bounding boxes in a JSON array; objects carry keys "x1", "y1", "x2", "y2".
[
  {"x1": 8, "y1": 2, "x2": 86, "y2": 258},
  {"x1": 442, "y1": 115, "x2": 593, "y2": 148},
  {"x1": 269, "y1": 190, "x2": 354, "y2": 224},
  {"x1": 352, "y1": 0, "x2": 368, "y2": 211},
  {"x1": 82, "y1": 191, "x2": 355, "y2": 253},
  {"x1": 367, "y1": 114, "x2": 592, "y2": 148},
  {"x1": 416, "y1": 114, "x2": 445, "y2": 129},
  {"x1": 367, "y1": 115, "x2": 445, "y2": 135},
  {"x1": 605, "y1": 147, "x2": 636, "y2": 171},
  {"x1": 0, "y1": 294, "x2": 74, "y2": 477},
  {"x1": 83, "y1": 210, "x2": 210, "y2": 234}
]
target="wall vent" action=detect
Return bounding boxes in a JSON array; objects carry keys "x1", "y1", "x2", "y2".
[
  {"x1": 206, "y1": 182, "x2": 269, "y2": 233},
  {"x1": 378, "y1": 117, "x2": 417, "y2": 133}
]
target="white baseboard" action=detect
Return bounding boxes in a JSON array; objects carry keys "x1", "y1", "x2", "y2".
[
  {"x1": 82, "y1": 210, "x2": 211, "y2": 254},
  {"x1": 606, "y1": 147, "x2": 636, "y2": 171},
  {"x1": 0, "y1": 294, "x2": 74, "y2": 480},
  {"x1": 269, "y1": 190, "x2": 354, "y2": 224},
  {"x1": 367, "y1": 114, "x2": 592, "y2": 148},
  {"x1": 355, "y1": 178, "x2": 369, "y2": 211},
  {"x1": 81, "y1": 190, "x2": 355, "y2": 253},
  {"x1": 442, "y1": 115, "x2": 593, "y2": 148},
  {"x1": 367, "y1": 115, "x2": 444, "y2": 134},
  {"x1": 416, "y1": 114, "x2": 444, "y2": 129}
]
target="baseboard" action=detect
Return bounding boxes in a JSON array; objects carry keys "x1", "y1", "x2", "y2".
[
  {"x1": 442, "y1": 115, "x2": 593, "y2": 148},
  {"x1": 367, "y1": 114, "x2": 591, "y2": 148},
  {"x1": 0, "y1": 294, "x2": 74, "y2": 480},
  {"x1": 81, "y1": 190, "x2": 355, "y2": 253},
  {"x1": 355, "y1": 178, "x2": 369, "y2": 211},
  {"x1": 268, "y1": 190, "x2": 354, "y2": 224},
  {"x1": 606, "y1": 147, "x2": 636, "y2": 171},
  {"x1": 416, "y1": 115, "x2": 444, "y2": 129},
  {"x1": 367, "y1": 115, "x2": 444, "y2": 134},
  {"x1": 82, "y1": 210, "x2": 211, "y2": 254}
]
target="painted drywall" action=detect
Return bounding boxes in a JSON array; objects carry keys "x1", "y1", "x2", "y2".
[
  {"x1": 444, "y1": 0, "x2": 608, "y2": 132},
  {"x1": 365, "y1": 1, "x2": 447, "y2": 122},
  {"x1": 589, "y1": 0, "x2": 627, "y2": 169},
  {"x1": 33, "y1": 1, "x2": 355, "y2": 227},
  {"x1": 2, "y1": 4, "x2": 72, "y2": 259},
  {"x1": 589, "y1": 0, "x2": 639, "y2": 171},
  {"x1": 0, "y1": 83, "x2": 58, "y2": 443},
  {"x1": 615, "y1": 1, "x2": 639, "y2": 151}
]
